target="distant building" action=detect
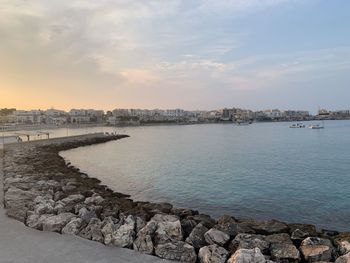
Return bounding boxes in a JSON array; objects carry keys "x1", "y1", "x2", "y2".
[
  {"x1": 15, "y1": 110, "x2": 44, "y2": 124},
  {"x1": 69, "y1": 109, "x2": 104, "y2": 123}
]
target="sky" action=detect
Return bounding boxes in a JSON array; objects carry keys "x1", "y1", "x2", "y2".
[{"x1": 0, "y1": 0, "x2": 349, "y2": 112}]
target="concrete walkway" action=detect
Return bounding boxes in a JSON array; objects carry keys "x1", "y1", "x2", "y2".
[{"x1": 0, "y1": 152, "x2": 172, "y2": 263}]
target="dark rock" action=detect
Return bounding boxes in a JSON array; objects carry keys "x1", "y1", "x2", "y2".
[
  {"x1": 204, "y1": 228, "x2": 230, "y2": 247},
  {"x1": 186, "y1": 223, "x2": 209, "y2": 249},
  {"x1": 193, "y1": 214, "x2": 217, "y2": 228},
  {"x1": 215, "y1": 215, "x2": 238, "y2": 238},
  {"x1": 198, "y1": 244, "x2": 229, "y2": 263},
  {"x1": 155, "y1": 241, "x2": 197, "y2": 263},
  {"x1": 181, "y1": 219, "x2": 198, "y2": 238}
]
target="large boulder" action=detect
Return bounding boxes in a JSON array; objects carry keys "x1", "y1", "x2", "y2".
[
  {"x1": 113, "y1": 215, "x2": 136, "y2": 248},
  {"x1": 300, "y1": 237, "x2": 335, "y2": 262},
  {"x1": 26, "y1": 213, "x2": 53, "y2": 230},
  {"x1": 155, "y1": 241, "x2": 197, "y2": 263},
  {"x1": 54, "y1": 194, "x2": 85, "y2": 213},
  {"x1": 227, "y1": 248, "x2": 266, "y2": 263},
  {"x1": 204, "y1": 228, "x2": 230, "y2": 247},
  {"x1": 230, "y1": 234, "x2": 269, "y2": 255},
  {"x1": 33, "y1": 195, "x2": 55, "y2": 215},
  {"x1": 252, "y1": 220, "x2": 289, "y2": 235},
  {"x1": 101, "y1": 217, "x2": 119, "y2": 246},
  {"x1": 62, "y1": 218, "x2": 84, "y2": 235},
  {"x1": 84, "y1": 194, "x2": 104, "y2": 206},
  {"x1": 4, "y1": 187, "x2": 37, "y2": 222},
  {"x1": 216, "y1": 215, "x2": 238, "y2": 238},
  {"x1": 133, "y1": 221, "x2": 158, "y2": 255},
  {"x1": 42, "y1": 213, "x2": 76, "y2": 233},
  {"x1": 181, "y1": 219, "x2": 198, "y2": 238},
  {"x1": 186, "y1": 223, "x2": 209, "y2": 249},
  {"x1": 79, "y1": 218, "x2": 103, "y2": 242},
  {"x1": 335, "y1": 252, "x2": 350, "y2": 263},
  {"x1": 198, "y1": 244, "x2": 229, "y2": 263},
  {"x1": 153, "y1": 214, "x2": 183, "y2": 244},
  {"x1": 193, "y1": 214, "x2": 217, "y2": 228},
  {"x1": 334, "y1": 233, "x2": 350, "y2": 256}
]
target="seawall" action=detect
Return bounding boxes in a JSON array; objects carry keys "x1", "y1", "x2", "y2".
[{"x1": 2, "y1": 133, "x2": 350, "y2": 263}]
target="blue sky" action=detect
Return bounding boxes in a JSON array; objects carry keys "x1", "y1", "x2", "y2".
[{"x1": 1, "y1": 0, "x2": 349, "y2": 112}]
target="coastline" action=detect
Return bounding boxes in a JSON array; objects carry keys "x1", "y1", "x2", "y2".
[{"x1": 2, "y1": 134, "x2": 350, "y2": 263}]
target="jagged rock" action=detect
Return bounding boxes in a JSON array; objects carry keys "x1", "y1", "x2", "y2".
[
  {"x1": 186, "y1": 223, "x2": 209, "y2": 249},
  {"x1": 84, "y1": 195, "x2": 104, "y2": 206},
  {"x1": 26, "y1": 213, "x2": 53, "y2": 230},
  {"x1": 215, "y1": 215, "x2": 238, "y2": 238},
  {"x1": 182, "y1": 219, "x2": 198, "y2": 238},
  {"x1": 113, "y1": 215, "x2": 135, "y2": 248},
  {"x1": 133, "y1": 221, "x2": 157, "y2": 254},
  {"x1": 198, "y1": 244, "x2": 229, "y2": 263},
  {"x1": 62, "y1": 218, "x2": 84, "y2": 235},
  {"x1": 79, "y1": 218, "x2": 103, "y2": 242},
  {"x1": 335, "y1": 252, "x2": 350, "y2": 263},
  {"x1": 204, "y1": 228, "x2": 230, "y2": 247},
  {"x1": 334, "y1": 233, "x2": 350, "y2": 255},
  {"x1": 265, "y1": 233, "x2": 293, "y2": 244},
  {"x1": 33, "y1": 195, "x2": 55, "y2": 215},
  {"x1": 153, "y1": 214, "x2": 183, "y2": 244},
  {"x1": 54, "y1": 194, "x2": 85, "y2": 213},
  {"x1": 270, "y1": 243, "x2": 300, "y2": 263},
  {"x1": 252, "y1": 220, "x2": 289, "y2": 235},
  {"x1": 135, "y1": 216, "x2": 146, "y2": 233},
  {"x1": 288, "y1": 224, "x2": 317, "y2": 237},
  {"x1": 4, "y1": 187, "x2": 37, "y2": 222},
  {"x1": 338, "y1": 241, "x2": 350, "y2": 256},
  {"x1": 53, "y1": 191, "x2": 64, "y2": 201},
  {"x1": 78, "y1": 207, "x2": 97, "y2": 223},
  {"x1": 42, "y1": 213, "x2": 76, "y2": 232},
  {"x1": 101, "y1": 217, "x2": 119, "y2": 245},
  {"x1": 193, "y1": 214, "x2": 217, "y2": 228},
  {"x1": 155, "y1": 241, "x2": 197, "y2": 263},
  {"x1": 227, "y1": 248, "x2": 266, "y2": 263},
  {"x1": 230, "y1": 233, "x2": 269, "y2": 254},
  {"x1": 291, "y1": 229, "x2": 310, "y2": 245},
  {"x1": 300, "y1": 237, "x2": 335, "y2": 262}
]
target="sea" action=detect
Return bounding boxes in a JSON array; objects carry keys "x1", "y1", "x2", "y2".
[{"x1": 8, "y1": 121, "x2": 350, "y2": 230}]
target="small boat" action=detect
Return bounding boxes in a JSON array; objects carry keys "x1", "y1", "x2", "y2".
[
  {"x1": 289, "y1": 123, "x2": 305, "y2": 128},
  {"x1": 309, "y1": 121, "x2": 325, "y2": 129}
]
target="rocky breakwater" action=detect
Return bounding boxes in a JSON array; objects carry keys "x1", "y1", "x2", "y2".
[{"x1": 2, "y1": 134, "x2": 350, "y2": 263}]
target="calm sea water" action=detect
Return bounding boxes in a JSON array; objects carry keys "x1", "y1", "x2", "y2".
[{"x1": 58, "y1": 121, "x2": 350, "y2": 231}]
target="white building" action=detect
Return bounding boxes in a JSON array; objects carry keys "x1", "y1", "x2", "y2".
[{"x1": 15, "y1": 110, "x2": 44, "y2": 124}]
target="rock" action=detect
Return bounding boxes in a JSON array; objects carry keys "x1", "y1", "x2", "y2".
[
  {"x1": 335, "y1": 252, "x2": 350, "y2": 263},
  {"x1": 198, "y1": 244, "x2": 229, "y2": 263},
  {"x1": 252, "y1": 220, "x2": 289, "y2": 235},
  {"x1": 338, "y1": 241, "x2": 350, "y2": 256},
  {"x1": 78, "y1": 207, "x2": 97, "y2": 223},
  {"x1": 153, "y1": 214, "x2": 183, "y2": 244},
  {"x1": 270, "y1": 243, "x2": 300, "y2": 263},
  {"x1": 54, "y1": 194, "x2": 85, "y2": 213},
  {"x1": 230, "y1": 233, "x2": 269, "y2": 255},
  {"x1": 62, "y1": 218, "x2": 84, "y2": 235},
  {"x1": 54, "y1": 191, "x2": 64, "y2": 201},
  {"x1": 113, "y1": 215, "x2": 135, "y2": 248},
  {"x1": 288, "y1": 224, "x2": 317, "y2": 237},
  {"x1": 227, "y1": 248, "x2": 266, "y2": 263},
  {"x1": 193, "y1": 214, "x2": 217, "y2": 228},
  {"x1": 84, "y1": 195, "x2": 104, "y2": 206},
  {"x1": 135, "y1": 216, "x2": 146, "y2": 233},
  {"x1": 186, "y1": 223, "x2": 209, "y2": 249},
  {"x1": 42, "y1": 213, "x2": 76, "y2": 233},
  {"x1": 265, "y1": 233, "x2": 293, "y2": 244},
  {"x1": 4, "y1": 187, "x2": 37, "y2": 222},
  {"x1": 300, "y1": 237, "x2": 335, "y2": 262},
  {"x1": 101, "y1": 217, "x2": 118, "y2": 245},
  {"x1": 26, "y1": 213, "x2": 53, "y2": 230},
  {"x1": 79, "y1": 218, "x2": 103, "y2": 242},
  {"x1": 334, "y1": 233, "x2": 350, "y2": 255},
  {"x1": 291, "y1": 229, "x2": 310, "y2": 246},
  {"x1": 215, "y1": 215, "x2": 238, "y2": 238},
  {"x1": 133, "y1": 221, "x2": 157, "y2": 254},
  {"x1": 155, "y1": 241, "x2": 197, "y2": 263},
  {"x1": 172, "y1": 208, "x2": 198, "y2": 219},
  {"x1": 143, "y1": 202, "x2": 173, "y2": 214},
  {"x1": 204, "y1": 228, "x2": 230, "y2": 247},
  {"x1": 182, "y1": 219, "x2": 198, "y2": 238}
]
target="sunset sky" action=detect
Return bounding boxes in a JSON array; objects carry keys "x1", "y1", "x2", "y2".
[{"x1": 1, "y1": 0, "x2": 349, "y2": 111}]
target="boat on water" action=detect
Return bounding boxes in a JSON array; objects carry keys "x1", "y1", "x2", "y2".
[
  {"x1": 309, "y1": 123, "x2": 324, "y2": 129},
  {"x1": 289, "y1": 123, "x2": 305, "y2": 128},
  {"x1": 309, "y1": 121, "x2": 325, "y2": 129}
]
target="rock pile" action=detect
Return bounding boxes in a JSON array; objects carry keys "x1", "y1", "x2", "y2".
[{"x1": 2, "y1": 135, "x2": 350, "y2": 263}]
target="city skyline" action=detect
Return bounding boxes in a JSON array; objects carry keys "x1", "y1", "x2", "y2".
[{"x1": 1, "y1": 0, "x2": 350, "y2": 111}]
